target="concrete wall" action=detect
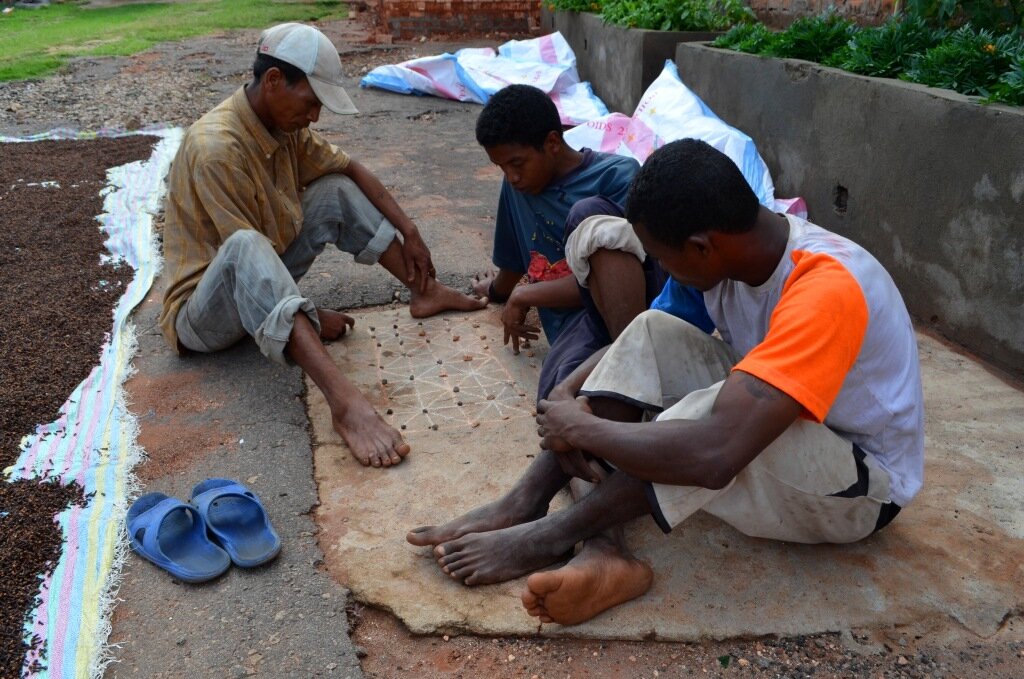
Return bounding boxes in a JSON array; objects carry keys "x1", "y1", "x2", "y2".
[
  {"x1": 676, "y1": 43, "x2": 1024, "y2": 375},
  {"x1": 376, "y1": 0, "x2": 538, "y2": 39},
  {"x1": 541, "y1": 8, "x2": 717, "y2": 114},
  {"x1": 748, "y1": 0, "x2": 896, "y2": 28}
]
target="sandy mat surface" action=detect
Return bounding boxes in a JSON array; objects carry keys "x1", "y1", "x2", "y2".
[{"x1": 309, "y1": 307, "x2": 1024, "y2": 642}]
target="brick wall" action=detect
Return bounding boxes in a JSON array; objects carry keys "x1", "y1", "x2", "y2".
[
  {"x1": 747, "y1": 0, "x2": 896, "y2": 27},
  {"x1": 375, "y1": 0, "x2": 540, "y2": 39}
]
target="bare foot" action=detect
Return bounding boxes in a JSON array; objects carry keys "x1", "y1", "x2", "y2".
[
  {"x1": 317, "y1": 309, "x2": 355, "y2": 341},
  {"x1": 521, "y1": 538, "x2": 653, "y2": 625},
  {"x1": 432, "y1": 521, "x2": 571, "y2": 586},
  {"x1": 409, "y1": 277, "x2": 487, "y2": 318},
  {"x1": 332, "y1": 402, "x2": 411, "y2": 468},
  {"x1": 407, "y1": 496, "x2": 547, "y2": 547}
]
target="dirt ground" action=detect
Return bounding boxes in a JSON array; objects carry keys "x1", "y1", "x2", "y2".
[
  {"x1": 3, "y1": 11, "x2": 1023, "y2": 679},
  {"x1": 353, "y1": 607, "x2": 1024, "y2": 678}
]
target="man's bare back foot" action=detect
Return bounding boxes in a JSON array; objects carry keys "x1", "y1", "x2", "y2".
[
  {"x1": 521, "y1": 537, "x2": 653, "y2": 625},
  {"x1": 432, "y1": 521, "x2": 572, "y2": 586},
  {"x1": 318, "y1": 309, "x2": 355, "y2": 341},
  {"x1": 407, "y1": 494, "x2": 548, "y2": 547},
  {"x1": 409, "y1": 277, "x2": 487, "y2": 318},
  {"x1": 332, "y1": 402, "x2": 410, "y2": 468}
]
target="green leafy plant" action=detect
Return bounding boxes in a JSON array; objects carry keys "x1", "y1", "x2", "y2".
[
  {"x1": 989, "y1": 51, "x2": 1024, "y2": 104},
  {"x1": 901, "y1": 0, "x2": 1024, "y2": 33},
  {"x1": 547, "y1": 0, "x2": 603, "y2": 13},
  {"x1": 826, "y1": 16, "x2": 945, "y2": 77},
  {"x1": 712, "y1": 23, "x2": 780, "y2": 53},
  {"x1": 902, "y1": 25, "x2": 1023, "y2": 97},
  {"x1": 763, "y1": 11, "x2": 858, "y2": 62},
  {"x1": 599, "y1": 0, "x2": 755, "y2": 32}
]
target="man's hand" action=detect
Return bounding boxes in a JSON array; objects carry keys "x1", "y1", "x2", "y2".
[
  {"x1": 537, "y1": 396, "x2": 601, "y2": 482},
  {"x1": 501, "y1": 288, "x2": 540, "y2": 354},
  {"x1": 536, "y1": 395, "x2": 592, "y2": 453},
  {"x1": 402, "y1": 230, "x2": 435, "y2": 294},
  {"x1": 472, "y1": 270, "x2": 495, "y2": 300}
]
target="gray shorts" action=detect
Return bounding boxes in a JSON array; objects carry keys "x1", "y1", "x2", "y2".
[
  {"x1": 580, "y1": 310, "x2": 896, "y2": 545},
  {"x1": 175, "y1": 174, "x2": 397, "y2": 364}
]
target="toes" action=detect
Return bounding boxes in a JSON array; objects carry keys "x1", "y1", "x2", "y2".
[
  {"x1": 351, "y1": 449, "x2": 372, "y2": 467},
  {"x1": 438, "y1": 550, "x2": 463, "y2": 570},
  {"x1": 368, "y1": 447, "x2": 385, "y2": 467},
  {"x1": 522, "y1": 599, "x2": 548, "y2": 618},
  {"x1": 462, "y1": 570, "x2": 485, "y2": 586},
  {"x1": 387, "y1": 442, "x2": 405, "y2": 465},
  {"x1": 406, "y1": 526, "x2": 437, "y2": 546},
  {"x1": 526, "y1": 570, "x2": 562, "y2": 597}
]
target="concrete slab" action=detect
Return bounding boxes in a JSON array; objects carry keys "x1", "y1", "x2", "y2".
[
  {"x1": 108, "y1": 290, "x2": 364, "y2": 679},
  {"x1": 312, "y1": 322, "x2": 1024, "y2": 641}
]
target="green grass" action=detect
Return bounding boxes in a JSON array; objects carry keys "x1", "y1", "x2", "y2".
[{"x1": 0, "y1": 0, "x2": 349, "y2": 81}]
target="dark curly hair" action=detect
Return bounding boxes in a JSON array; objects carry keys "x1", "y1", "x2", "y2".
[
  {"x1": 626, "y1": 139, "x2": 759, "y2": 246},
  {"x1": 252, "y1": 53, "x2": 307, "y2": 86},
  {"x1": 475, "y1": 84, "x2": 562, "y2": 150}
]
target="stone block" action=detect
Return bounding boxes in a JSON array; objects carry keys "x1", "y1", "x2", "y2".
[{"x1": 676, "y1": 42, "x2": 1024, "y2": 374}]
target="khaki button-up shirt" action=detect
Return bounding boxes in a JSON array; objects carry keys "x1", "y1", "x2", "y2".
[{"x1": 159, "y1": 87, "x2": 350, "y2": 350}]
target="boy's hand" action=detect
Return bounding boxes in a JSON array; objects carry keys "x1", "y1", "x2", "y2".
[
  {"x1": 501, "y1": 289, "x2": 539, "y2": 354},
  {"x1": 472, "y1": 270, "x2": 495, "y2": 299}
]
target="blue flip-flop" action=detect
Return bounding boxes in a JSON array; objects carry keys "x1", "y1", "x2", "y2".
[
  {"x1": 127, "y1": 492, "x2": 231, "y2": 583},
  {"x1": 190, "y1": 479, "x2": 281, "y2": 568}
]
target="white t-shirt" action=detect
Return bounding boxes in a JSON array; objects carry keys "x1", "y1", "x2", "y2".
[{"x1": 704, "y1": 214, "x2": 925, "y2": 506}]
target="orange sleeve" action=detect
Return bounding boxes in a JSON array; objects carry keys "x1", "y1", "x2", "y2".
[{"x1": 733, "y1": 250, "x2": 868, "y2": 422}]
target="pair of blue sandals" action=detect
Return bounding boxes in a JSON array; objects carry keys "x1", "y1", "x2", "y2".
[{"x1": 127, "y1": 478, "x2": 281, "y2": 583}]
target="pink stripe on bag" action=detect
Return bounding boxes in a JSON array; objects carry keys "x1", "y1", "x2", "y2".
[
  {"x1": 775, "y1": 196, "x2": 808, "y2": 219},
  {"x1": 539, "y1": 35, "x2": 558, "y2": 64},
  {"x1": 623, "y1": 118, "x2": 659, "y2": 163}
]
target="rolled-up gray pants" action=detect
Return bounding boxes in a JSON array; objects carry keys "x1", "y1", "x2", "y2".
[{"x1": 175, "y1": 174, "x2": 397, "y2": 364}]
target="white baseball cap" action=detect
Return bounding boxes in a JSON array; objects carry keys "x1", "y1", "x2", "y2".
[{"x1": 257, "y1": 23, "x2": 358, "y2": 115}]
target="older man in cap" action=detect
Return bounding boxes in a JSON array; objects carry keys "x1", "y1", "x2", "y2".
[{"x1": 160, "y1": 23, "x2": 484, "y2": 468}]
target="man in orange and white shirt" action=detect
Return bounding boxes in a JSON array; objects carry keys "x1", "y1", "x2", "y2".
[{"x1": 408, "y1": 139, "x2": 924, "y2": 627}]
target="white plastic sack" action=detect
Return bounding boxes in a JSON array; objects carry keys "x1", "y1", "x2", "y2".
[
  {"x1": 564, "y1": 61, "x2": 777, "y2": 209},
  {"x1": 360, "y1": 32, "x2": 607, "y2": 126},
  {"x1": 497, "y1": 32, "x2": 579, "y2": 76}
]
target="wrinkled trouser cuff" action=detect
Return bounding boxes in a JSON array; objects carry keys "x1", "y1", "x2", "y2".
[{"x1": 254, "y1": 295, "x2": 319, "y2": 366}]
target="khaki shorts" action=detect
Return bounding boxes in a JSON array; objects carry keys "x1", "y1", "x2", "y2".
[{"x1": 580, "y1": 310, "x2": 898, "y2": 545}]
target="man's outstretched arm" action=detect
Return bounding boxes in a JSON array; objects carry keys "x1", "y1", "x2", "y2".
[
  {"x1": 342, "y1": 159, "x2": 434, "y2": 292},
  {"x1": 538, "y1": 370, "x2": 804, "y2": 489}
]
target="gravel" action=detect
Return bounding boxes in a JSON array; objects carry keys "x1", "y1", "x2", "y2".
[{"x1": 0, "y1": 24, "x2": 424, "y2": 137}]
